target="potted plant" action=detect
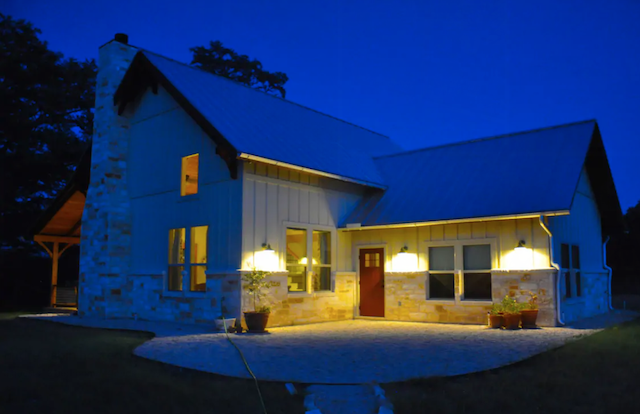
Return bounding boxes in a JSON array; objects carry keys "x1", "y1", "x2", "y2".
[
  {"x1": 501, "y1": 295, "x2": 524, "y2": 330},
  {"x1": 214, "y1": 315, "x2": 236, "y2": 332},
  {"x1": 521, "y1": 291, "x2": 539, "y2": 328},
  {"x1": 488, "y1": 303, "x2": 504, "y2": 328},
  {"x1": 242, "y1": 268, "x2": 276, "y2": 333}
]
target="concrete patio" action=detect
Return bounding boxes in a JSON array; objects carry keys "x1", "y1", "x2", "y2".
[{"x1": 26, "y1": 311, "x2": 637, "y2": 384}]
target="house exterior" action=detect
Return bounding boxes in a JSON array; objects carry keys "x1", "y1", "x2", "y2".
[{"x1": 68, "y1": 35, "x2": 624, "y2": 328}]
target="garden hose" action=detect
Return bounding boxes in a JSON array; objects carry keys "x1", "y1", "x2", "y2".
[{"x1": 221, "y1": 300, "x2": 268, "y2": 414}]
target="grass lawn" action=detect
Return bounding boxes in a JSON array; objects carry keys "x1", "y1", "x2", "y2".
[
  {"x1": 385, "y1": 317, "x2": 640, "y2": 414},
  {"x1": 0, "y1": 313, "x2": 302, "y2": 414}
]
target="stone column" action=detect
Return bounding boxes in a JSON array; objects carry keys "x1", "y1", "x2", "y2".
[{"x1": 79, "y1": 35, "x2": 137, "y2": 318}]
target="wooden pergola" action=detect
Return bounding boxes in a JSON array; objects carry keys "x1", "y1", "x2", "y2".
[{"x1": 32, "y1": 149, "x2": 90, "y2": 309}]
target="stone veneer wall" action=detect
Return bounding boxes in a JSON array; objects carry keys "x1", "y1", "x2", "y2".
[
  {"x1": 385, "y1": 269, "x2": 558, "y2": 326},
  {"x1": 79, "y1": 39, "x2": 137, "y2": 318},
  {"x1": 561, "y1": 272, "x2": 609, "y2": 324},
  {"x1": 243, "y1": 272, "x2": 356, "y2": 328}
]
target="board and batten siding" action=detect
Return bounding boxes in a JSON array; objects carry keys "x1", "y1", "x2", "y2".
[
  {"x1": 241, "y1": 162, "x2": 365, "y2": 270},
  {"x1": 346, "y1": 218, "x2": 551, "y2": 272},
  {"x1": 126, "y1": 86, "x2": 243, "y2": 273}
]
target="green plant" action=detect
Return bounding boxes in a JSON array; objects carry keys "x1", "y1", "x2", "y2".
[
  {"x1": 501, "y1": 295, "x2": 525, "y2": 315},
  {"x1": 489, "y1": 303, "x2": 503, "y2": 315},
  {"x1": 242, "y1": 268, "x2": 276, "y2": 313},
  {"x1": 525, "y1": 291, "x2": 539, "y2": 310}
]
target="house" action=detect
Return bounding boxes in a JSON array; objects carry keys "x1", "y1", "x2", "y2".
[{"x1": 34, "y1": 34, "x2": 624, "y2": 327}]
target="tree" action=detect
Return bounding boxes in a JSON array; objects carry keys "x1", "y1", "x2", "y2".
[
  {"x1": 0, "y1": 14, "x2": 96, "y2": 254},
  {"x1": 190, "y1": 40, "x2": 288, "y2": 98},
  {"x1": 610, "y1": 200, "x2": 640, "y2": 294}
]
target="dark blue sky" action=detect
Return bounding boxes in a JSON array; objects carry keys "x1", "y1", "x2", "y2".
[{"x1": 6, "y1": 0, "x2": 640, "y2": 211}]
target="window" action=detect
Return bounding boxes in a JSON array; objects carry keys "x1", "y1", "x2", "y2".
[
  {"x1": 462, "y1": 244, "x2": 492, "y2": 300},
  {"x1": 428, "y1": 246, "x2": 455, "y2": 299},
  {"x1": 286, "y1": 228, "x2": 307, "y2": 292},
  {"x1": 181, "y1": 154, "x2": 199, "y2": 196},
  {"x1": 364, "y1": 253, "x2": 381, "y2": 268},
  {"x1": 561, "y1": 243, "x2": 581, "y2": 298},
  {"x1": 312, "y1": 230, "x2": 331, "y2": 291},
  {"x1": 168, "y1": 226, "x2": 208, "y2": 292},
  {"x1": 427, "y1": 243, "x2": 493, "y2": 301}
]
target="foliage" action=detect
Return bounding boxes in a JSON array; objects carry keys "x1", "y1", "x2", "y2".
[
  {"x1": 190, "y1": 40, "x2": 288, "y2": 98},
  {"x1": 500, "y1": 295, "x2": 526, "y2": 315},
  {"x1": 609, "y1": 200, "x2": 640, "y2": 294},
  {"x1": 489, "y1": 302, "x2": 503, "y2": 315},
  {"x1": 0, "y1": 14, "x2": 96, "y2": 254},
  {"x1": 525, "y1": 291, "x2": 539, "y2": 310},
  {"x1": 242, "y1": 268, "x2": 276, "y2": 312}
]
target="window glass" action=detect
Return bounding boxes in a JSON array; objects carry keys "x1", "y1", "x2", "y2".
[
  {"x1": 429, "y1": 273, "x2": 455, "y2": 299},
  {"x1": 463, "y1": 273, "x2": 492, "y2": 300},
  {"x1": 190, "y1": 266, "x2": 206, "y2": 292},
  {"x1": 286, "y1": 228, "x2": 307, "y2": 292},
  {"x1": 429, "y1": 246, "x2": 454, "y2": 270},
  {"x1": 312, "y1": 267, "x2": 331, "y2": 291},
  {"x1": 463, "y1": 244, "x2": 491, "y2": 270},
  {"x1": 190, "y1": 226, "x2": 208, "y2": 292},
  {"x1": 168, "y1": 228, "x2": 185, "y2": 264},
  {"x1": 312, "y1": 231, "x2": 331, "y2": 265},
  {"x1": 565, "y1": 270, "x2": 572, "y2": 298},
  {"x1": 168, "y1": 266, "x2": 183, "y2": 291},
  {"x1": 571, "y1": 245, "x2": 580, "y2": 269},
  {"x1": 561, "y1": 244, "x2": 570, "y2": 269},
  {"x1": 181, "y1": 154, "x2": 199, "y2": 196},
  {"x1": 364, "y1": 253, "x2": 380, "y2": 268},
  {"x1": 576, "y1": 271, "x2": 582, "y2": 297}
]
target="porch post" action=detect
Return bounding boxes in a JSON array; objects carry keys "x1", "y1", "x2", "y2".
[{"x1": 51, "y1": 241, "x2": 59, "y2": 307}]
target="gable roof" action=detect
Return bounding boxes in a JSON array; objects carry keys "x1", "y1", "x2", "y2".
[
  {"x1": 114, "y1": 50, "x2": 402, "y2": 187},
  {"x1": 345, "y1": 120, "x2": 624, "y2": 235}
]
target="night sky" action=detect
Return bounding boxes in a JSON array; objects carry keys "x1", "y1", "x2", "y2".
[{"x1": 5, "y1": 0, "x2": 639, "y2": 211}]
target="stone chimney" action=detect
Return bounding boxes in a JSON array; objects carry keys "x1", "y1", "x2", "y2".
[{"x1": 79, "y1": 35, "x2": 137, "y2": 318}]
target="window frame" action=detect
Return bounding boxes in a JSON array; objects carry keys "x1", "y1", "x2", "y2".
[
  {"x1": 180, "y1": 154, "x2": 199, "y2": 197},
  {"x1": 167, "y1": 225, "x2": 208, "y2": 293},
  {"x1": 560, "y1": 243, "x2": 581, "y2": 299},
  {"x1": 425, "y1": 239, "x2": 497, "y2": 303},
  {"x1": 283, "y1": 222, "x2": 337, "y2": 295}
]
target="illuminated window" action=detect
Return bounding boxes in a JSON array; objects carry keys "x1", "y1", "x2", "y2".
[
  {"x1": 168, "y1": 226, "x2": 208, "y2": 292},
  {"x1": 462, "y1": 244, "x2": 492, "y2": 300},
  {"x1": 561, "y1": 243, "x2": 581, "y2": 298},
  {"x1": 312, "y1": 231, "x2": 331, "y2": 291},
  {"x1": 428, "y1": 247, "x2": 454, "y2": 299},
  {"x1": 286, "y1": 228, "x2": 307, "y2": 292},
  {"x1": 181, "y1": 154, "x2": 199, "y2": 196}
]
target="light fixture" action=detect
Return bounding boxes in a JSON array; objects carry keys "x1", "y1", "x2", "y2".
[
  {"x1": 399, "y1": 246, "x2": 409, "y2": 254},
  {"x1": 515, "y1": 240, "x2": 526, "y2": 250},
  {"x1": 262, "y1": 243, "x2": 274, "y2": 252}
]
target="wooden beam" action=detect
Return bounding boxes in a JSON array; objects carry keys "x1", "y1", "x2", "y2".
[
  {"x1": 34, "y1": 235, "x2": 80, "y2": 244},
  {"x1": 51, "y1": 242, "x2": 59, "y2": 307},
  {"x1": 37, "y1": 241, "x2": 53, "y2": 258},
  {"x1": 66, "y1": 218, "x2": 83, "y2": 236},
  {"x1": 59, "y1": 243, "x2": 75, "y2": 257}
]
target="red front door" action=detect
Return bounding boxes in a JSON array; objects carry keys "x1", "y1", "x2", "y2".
[{"x1": 359, "y1": 248, "x2": 385, "y2": 317}]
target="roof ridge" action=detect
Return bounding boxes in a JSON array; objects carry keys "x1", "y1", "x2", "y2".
[
  {"x1": 374, "y1": 119, "x2": 597, "y2": 160},
  {"x1": 139, "y1": 48, "x2": 392, "y2": 140}
]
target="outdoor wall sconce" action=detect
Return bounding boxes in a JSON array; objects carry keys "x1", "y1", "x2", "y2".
[
  {"x1": 515, "y1": 240, "x2": 526, "y2": 250},
  {"x1": 262, "y1": 243, "x2": 274, "y2": 252},
  {"x1": 398, "y1": 246, "x2": 409, "y2": 254}
]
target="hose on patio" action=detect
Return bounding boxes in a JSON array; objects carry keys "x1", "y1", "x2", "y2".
[{"x1": 221, "y1": 313, "x2": 268, "y2": 414}]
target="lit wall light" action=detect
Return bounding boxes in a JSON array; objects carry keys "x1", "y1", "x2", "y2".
[
  {"x1": 507, "y1": 239, "x2": 533, "y2": 270},
  {"x1": 298, "y1": 257, "x2": 318, "y2": 265},
  {"x1": 515, "y1": 240, "x2": 526, "y2": 250},
  {"x1": 393, "y1": 245, "x2": 418, "y2": 272},
  {"x1": 398, "y1": 246, "x2": 409, "y2": 254},
  {"x1": 254, "y1": 242, "x2": 278, "y2": 271}
]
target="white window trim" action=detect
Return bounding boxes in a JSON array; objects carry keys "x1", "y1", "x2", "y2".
[
  {"x1": 424, "y1": 238, "x2": 497, "y2": 304},
  {"x1": 282, "y1": 221, "x2": 337, "y2": 294}
]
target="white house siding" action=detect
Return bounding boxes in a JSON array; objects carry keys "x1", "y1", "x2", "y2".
[
  {"x1": 121, "y1": 86, "x2": 243, "y2": 323},
  {"x1": 345, "y1": 219, "x2": 557, "y2": 325},
  {"x1": 549, "y1": 167, "x2": 609, "y2": 323},
  {"x1": 241, "y1": 162, "x2": 364, "y2": 326}
]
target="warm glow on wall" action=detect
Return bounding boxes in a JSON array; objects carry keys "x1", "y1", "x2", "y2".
[
  {"x1": 392, "y1": 246, "x2": 418, "y2": 272},
  {"x1": 253, "y1": 244, "x2": 279, "y2": 271},
  {"x1": 298, "y1": 257, "x2": 318, "y2": 265}
]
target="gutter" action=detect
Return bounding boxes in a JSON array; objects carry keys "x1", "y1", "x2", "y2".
[
  {"x1": 603, "y1": 236, "x2": 614, "y2": 310},
  {"x1": 237, "y1": 153, "x2": 387, "y2": 189},
  {"x1": 538, "y1": 216, "x2": 565, "y2": 326}
]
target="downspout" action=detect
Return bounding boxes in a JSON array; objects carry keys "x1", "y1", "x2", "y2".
[
  {"x1": 538, "y1": 216, "x2": 565, "y2": 326},
  {"x1": 603, "y1": 236, "x2": 614, "y2": 310}
]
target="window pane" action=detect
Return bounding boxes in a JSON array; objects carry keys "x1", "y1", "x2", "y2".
[
  {"x1": 561, "y1": 244, "x2": 570, "y2": 269},
  {"x1": 463, "y1": 272, "x2": 492, "y2": 300},
  {"x1": 429, "y1": 273, "x2": 454, "y2": 299},
  {"x1": 565, "y1": 270, "x2": 572, "y2": 298},
  {"x1": 181, "y1": 154, "x2": 199, "y2": 196},
  {"x1": 429, "y1": 247, "x2": 454, "y2": 270},
  {"x1": 571, "y1": 245, "x2": 580, "y2": 269},
  {"x1": 287, "y1": 265, "x2": 307, "y2": 292},
  {"x1": 168, "y1": 266, "x2": 183, "y2": 291},
  {"x1": 576, "y1": 271, "x2": 582, "y2": 297},
  {"x1": 463, "y1": 245, "x2": 491, "y2": 270},
  {"x1": 190, "y1": 226, "x2": 208, "y2": 264},
  {"x1": 313, "y1": 266, "x2": 331, "y2": 291},
  {"x1": 169, "y1": 228, "x2": 185, "y2": 264},
  {"x1": 190, "y1": 265, "x2": 206, "y2": 292},
  {"x1": 312, "y1": 231, "x2": 331, "y2": 265}
]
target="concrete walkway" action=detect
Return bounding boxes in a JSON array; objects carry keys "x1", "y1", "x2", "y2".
[{"x1": 25, "y1": 311, "x2": 637, "y2": 384}]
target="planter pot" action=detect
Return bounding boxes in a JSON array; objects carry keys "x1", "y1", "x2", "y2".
[
  {"x1": 489, "y1": 314, "x2": 504, "y2": 329},
  {"x1": 214, "y1": 318, "x2": 236, "y2": 332},
  {"x1": 503, "y1": 313, "x2": 521, "y2": 330},
  {"x1": 244, "y1": 312, "x2": 270, "y2": 333},
  {"x1": 520, "y1": 309, "x2": 539, "y2": 328}
]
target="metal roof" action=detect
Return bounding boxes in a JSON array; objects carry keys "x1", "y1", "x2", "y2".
[
  {"x1": 141, "y1": 51, "x2": 402, "y2": 187},
  {"x1": 345, "y1": 120, "x2": 601, "y2": 227}
]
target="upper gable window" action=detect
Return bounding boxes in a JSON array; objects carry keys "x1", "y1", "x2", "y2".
[{"x1": 181, "y1": 154, "x2": 199, "y2": 196}]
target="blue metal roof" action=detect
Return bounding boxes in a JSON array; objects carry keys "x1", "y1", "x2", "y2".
[
  {"x1": 345, "y1": 120, "x2": 598, "y2": 226},
  {"x1": 141, "y1": 51, "x2": 402, "y2": 186}
]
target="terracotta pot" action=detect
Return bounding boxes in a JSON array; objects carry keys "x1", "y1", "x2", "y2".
[
  {"x1": 489, "y1": 314, "x2": 504, "y2": 329},
  {"x1": 521, "y1": 309, "x2": 539, "y2": 328},
  {"x1": 244, "y1": 311, "x2": 270, "y2": 333},
  {"x1": 503, "y1": 313, "x2": 521, "y2": 330}
]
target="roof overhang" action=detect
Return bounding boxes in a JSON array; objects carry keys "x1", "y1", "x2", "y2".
[{"x1": 340, "y1": 210, "x2": 570, "y2": 231}]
